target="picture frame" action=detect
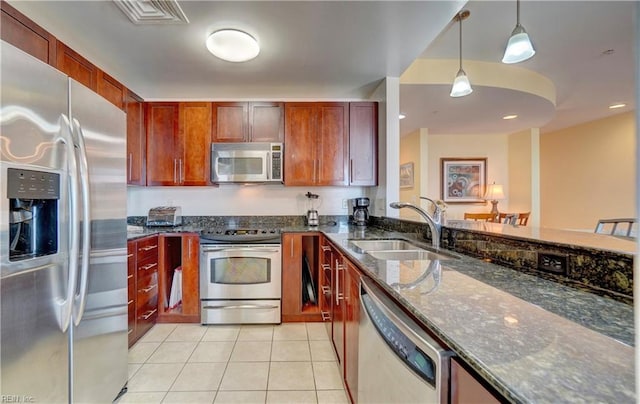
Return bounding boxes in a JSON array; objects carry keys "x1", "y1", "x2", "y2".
[
  {"x1": 440, "y1": 158, "x2": 487, "y2": 203},
  {"x1": 399, "y1": 162, "x2": 414, "y2": 189}
]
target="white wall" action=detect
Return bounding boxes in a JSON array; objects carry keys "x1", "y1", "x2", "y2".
[{"x1": 127, "y1": 185, "x2": 368, "y2": 216}]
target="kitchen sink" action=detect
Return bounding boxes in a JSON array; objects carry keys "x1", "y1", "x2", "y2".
[
  {"x1": 366, "y1": 250, "x2": 457, "y2": 261},
  {"x1": 349, "y1": 239, "x2": 421, "y2": 252}
]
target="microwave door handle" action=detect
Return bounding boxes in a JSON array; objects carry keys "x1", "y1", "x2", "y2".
[
  {"x1": 71, "y1": 119, "x2": 91, "y2": 326},
  {"x1": 266, "y1": 152, "x2": 271, "y2": 180},
  {"x1": 55, "y1": 114, "x2": 80, "y2": 333}
]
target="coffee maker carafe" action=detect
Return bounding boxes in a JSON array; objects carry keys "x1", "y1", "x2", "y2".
[
  {"x1": 305, "y1": 192, "x2": 320, "y2": 226},
  {"x1": 352, "y1": 197, "x2": 370, "y2": 226}
]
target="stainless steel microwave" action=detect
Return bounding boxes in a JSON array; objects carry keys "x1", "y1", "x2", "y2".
[{"x1": 211, "y1": 142, "x2": 283, "y2": 183}]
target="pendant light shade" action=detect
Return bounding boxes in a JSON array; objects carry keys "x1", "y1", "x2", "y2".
[
  {"x1": 502, "y1": 0, "x2": 535, "y2": 64},
  {"x1": 450, "y1": 68, "x2": 472, "y2": 97},
  {"x1": 450, "y1": 10, "x2": 472, "y2": 98}
]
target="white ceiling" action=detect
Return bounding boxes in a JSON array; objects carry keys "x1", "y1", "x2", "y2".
[{"x1": 7, "y1": 0, "x2": 636, "y2": 136}]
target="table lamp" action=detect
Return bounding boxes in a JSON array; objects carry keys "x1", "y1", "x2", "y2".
[{"x1": 484, "y1": 182, "x2": 505, "y2": 215}]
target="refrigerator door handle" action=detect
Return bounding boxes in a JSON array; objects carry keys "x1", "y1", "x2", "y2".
[
  {"x1": 56, "y1": 114, "x2": 81, "y2": 332},
  {"x1": 71, "y1": 119, "x2": 92, "y2": 325}
]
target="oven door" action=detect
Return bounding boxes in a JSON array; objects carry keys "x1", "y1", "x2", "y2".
[{"x1": 200, "y1": 244, "x2": 281, "y2": 300}]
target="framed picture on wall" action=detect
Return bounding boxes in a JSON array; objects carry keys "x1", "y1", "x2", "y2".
[
  {"x1": 441, "y1": 158, "x2": 487, "y2": 203},
  {"x1": 399, "y1": 162, "x2": 414, "y2": 189}
]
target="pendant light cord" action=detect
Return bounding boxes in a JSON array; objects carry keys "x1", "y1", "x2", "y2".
[
  {"x1": 458, "y1": 14, "x2": 463, "y2": 70},
  {"x1": 516, "y1": 0, "x2": 521, "y2": 26}
]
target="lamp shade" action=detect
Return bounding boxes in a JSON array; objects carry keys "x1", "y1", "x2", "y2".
[
  {"x1": 502, "y1": 24, "x2": 535, "y2": 64},
  {"x1": 450, "y1": 68, "x2": 473, "y2": 97},
  {"x1": 206, "y1": 29, "x2": 260, "y2": 62},
  {"x1": 484, "y1": 183, "x2": 505, "y2": 200}
]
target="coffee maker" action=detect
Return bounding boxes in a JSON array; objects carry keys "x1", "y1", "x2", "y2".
[{"x1": 352, "y1": 197, "x2": 370, "y2": 226}]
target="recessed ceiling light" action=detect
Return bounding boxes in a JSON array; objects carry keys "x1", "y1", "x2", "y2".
[
  {"x1": 399, "y1": 114, "x2": 406, "y2": 120},
  {"x1": 502, "y1": 114, "x2": 518, "y2": 120},
  {"x1": 206, "y1": 29, "x2": 260, "y2": 62},
  {"x1": 609, "y1": 103, "x2": 626, "y2": 109}
]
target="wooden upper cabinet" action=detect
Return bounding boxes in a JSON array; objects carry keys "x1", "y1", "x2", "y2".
[
  {"x1": 317, "y1": 103, "x2": 349, "y2": 186},
  {"x1": 249, "y1": 102, "x2": 284, "y2": 142},
  {"x1": 146, "y1": 103, "x2": 180, "y2": 186},
  {"x1": 179, "y1": 102, "x2": 212, "y2": 186},
  {"x1": 146, "y1": 102, "x2": 211, "y2": 186},
  {"x1": 284, "y1": 102, "x2": 348, "y2": 186},
  {"x1": 212, "y1": 102, "x2": 283, "y2": 143},
  {"x1": 56, "y1": 41, "x2": 97, "y2": 91},
  {"x1": 349, "y1": 102, "x2": 378, "y2": 186},
  {"x1": 1, "y1": 1, "x2": 57, "y2": 66},
  {"x1": 284, "y1": 103, "x2": 317, "y2": 185},
  {"x1": 97, "y1": 70, "x2": 125, "y2": 110},
  {"x1": 211, "y1": 102, "x2": 248, "y2": 142},
  {"x1": 126, "y1": 90, "x2": 145, "y2": 186}
]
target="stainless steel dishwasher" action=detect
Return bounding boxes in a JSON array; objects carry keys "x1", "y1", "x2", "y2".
[{"x1": 358, "y1": 278, "x2": 453, "y2": 403}]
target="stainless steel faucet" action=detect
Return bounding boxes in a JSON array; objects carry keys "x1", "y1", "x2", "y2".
[{"x1": 389, "y1": 197, "x2": 443, "y2": 249}]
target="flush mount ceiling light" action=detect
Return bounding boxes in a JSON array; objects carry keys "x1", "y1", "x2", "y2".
[
  {"x1": 399, "y1": 114, "x2": 406, "y2": 120},
  {"x1": 502, "y1": 114, "x2": 518, "y2": 120},
  {"x1": 502, "y1": 0, "x2": 535, "y2": 64},
  {"x1": 450, "y1": 10, "x2": 472, "y2": 98},
  {"x1": 206, "y1": 29, "x2": 260, "y2": 63},
  {"x1": 609, "y1": 103, "x2": 626, "y2": 109}
]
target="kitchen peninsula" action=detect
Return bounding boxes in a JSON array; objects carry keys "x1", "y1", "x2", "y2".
[{"x1": 127, "y1": 214, "x2": 635, "y2": 403}]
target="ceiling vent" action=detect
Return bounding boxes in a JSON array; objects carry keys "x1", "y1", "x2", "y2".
[{"x1": 113, "y1": 0, "x2": 189, "y2": 24}]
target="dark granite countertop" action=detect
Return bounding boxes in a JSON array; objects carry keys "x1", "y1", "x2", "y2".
[
  {"x1": 314, "y1": 226, "x2": 634, "y2": 403},
  {"x1": 127, "y1": 221, "x2": 634, "y2": 402}
]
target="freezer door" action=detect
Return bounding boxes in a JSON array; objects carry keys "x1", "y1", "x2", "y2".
[
  {"x1": 0, "y1": 41, "x2": 71, "y2": 402},
  {"x1": 69, "y1": 80, "x2": 128, "y2": 402}
]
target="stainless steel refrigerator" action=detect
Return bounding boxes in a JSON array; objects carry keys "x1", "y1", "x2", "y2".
[{"x1": 0, "y1": 41, "x2": 128, "y2": 403}]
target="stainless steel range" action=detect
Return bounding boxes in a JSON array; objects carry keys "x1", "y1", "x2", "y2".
[{"x1": 199, "y1": 228, "x2": 282, "y2": 324}]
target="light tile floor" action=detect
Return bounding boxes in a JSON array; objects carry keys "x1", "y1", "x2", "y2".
[{"x1": 118, "y1": 323, "x2": 349, "y2": 404}]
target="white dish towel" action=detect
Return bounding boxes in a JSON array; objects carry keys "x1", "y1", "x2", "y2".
[{"x1": 168, "y1": 266, "x2": 182, "y2": 309}]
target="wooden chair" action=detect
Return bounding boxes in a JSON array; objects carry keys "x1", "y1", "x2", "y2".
[
  {"x1": 463, "y1": 212, "x2": 498, "y2": 222},
  {"x1": 499, "y1": 212, "x2": 530, "y2": 226}
]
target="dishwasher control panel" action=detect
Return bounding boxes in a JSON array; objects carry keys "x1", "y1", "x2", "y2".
[{"x1": 362, "y1": 293, "x2": 436, "y2": 386}]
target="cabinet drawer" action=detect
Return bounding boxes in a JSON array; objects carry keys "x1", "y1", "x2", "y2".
[
  {"x1": 136, "y1": 236, "x2": 159, "y2": 261},
  {"x1": 136, "y1": 305, "x2": 158, "y2": 338},
  {"x1": 137, "y1": 258, "x2": 158, "y2": 275}
]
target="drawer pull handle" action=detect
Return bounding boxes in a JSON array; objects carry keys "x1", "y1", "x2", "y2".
[
  {"x1": 321, "y1": 264, "x2": 331, "y2": 271},
  {"x1": 139, "y1": 309, "x2": 157, "y2": 320},
  {"x1": 127, "y1": 328, "x2": 133, "y2": 335},
  {"x1": 321, "y1": 245, "x2": 331, "y2": 252},
  {"x1": 127, "y1": 253, "x2": 134, "y2": 258},
  {"x1": 321, "y1": 285, "x2": 330, "y2": 294},
  {"x1": 321, "y1": 311, "x2": 331, "y2": 321},
  {"x1": 128, "y1": 299, "x2": 134, "y2": 305},
  {"x1": 139, "y1": 263, "x2": 157, "y2": 271},
  {"x1": 139, "y1": 284, "x2": 157, "y2": 293},
  {"x1": 127, "y1": 274, "x2": 133, "y2": 280},
  {"x1": 139, "y1": 245, "x2": 157, "y2": 252}
]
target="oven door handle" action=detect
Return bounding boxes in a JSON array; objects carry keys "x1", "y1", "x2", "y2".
[
  {"x1": 203, "y1": 304, "x2": 280, "y2": 310},
  {"x1": 202, "y1": 247, "x2": 280, "y2": 254}
]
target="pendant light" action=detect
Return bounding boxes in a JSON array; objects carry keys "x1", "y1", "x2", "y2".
[
  {"x1": 502, "y1": 0, "x2": 535, "y2": 64},
  {"x1": 450, "y1": 10, "x2": 472, "y2": 98}
]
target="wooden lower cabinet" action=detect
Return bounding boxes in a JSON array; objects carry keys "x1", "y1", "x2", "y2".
[
  {"x1": 451, "y1": 358, "x2": 502, "y2": 404},
  {"x1": 127, "y1": 235, "x2": 159, "y2": 347},
  {"x1": 343, "y1": 260, "x2": 361, "y2": 403},
  {"x1": 281, "y1": 233, "x2": 322, "y2": 322},
  {"x1": 156, "y1": 233, "x2": 200, "y2": 323}
]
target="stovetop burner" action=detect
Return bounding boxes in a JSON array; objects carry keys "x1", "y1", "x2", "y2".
[{"x1": 200, "y1": 228, "x2": 282, "y2": 244}]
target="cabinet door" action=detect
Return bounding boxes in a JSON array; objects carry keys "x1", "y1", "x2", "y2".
[
  {"x1": 317, "y1": 103, "x2": 349, "y2": 186},
  {"x1": 332, "y1": 252, "x2": 345, "y2": 367},
  {"x1": 56, "y1": 41, "x2": 97, "y2": 91},
  {"x1": 97, "y1": 69, "x2": 125, "y2": 110},
  {"x1": 284, "y1": 103, "x2": 317, "y2": 185},
  {"x1": 249, "y1": 102, "x2": 284, "y2": 142},
  {"x1": 344, "y1": 260, "x2": 361, "y2": 402},
  {"x1": 126, "y1": 90, "x2": 146, "y2": 185},
  {"x1": 181, "y1": 234, "x2": 200, "y2": 317},
  {"x1": 146, "y1": 103, "x2": 180, "y2": 185},
  {"x1": 179, "y1": 102, "x2": 212, "y2": 185},
  {"x1": 1, "y1": 1, "x2": 57, "y2": 66},
  {"x1": 212, "y1": 102, "x2": 248, "y2": 142},
  {"x1": 349, "y1": 102, "x2": 378, "y2": 186},
  {"x1": 281, "y1": 234, "x2": 303, "y2": 319}
]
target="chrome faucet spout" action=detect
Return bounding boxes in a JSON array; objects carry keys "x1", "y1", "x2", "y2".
[{"x1": 389, "y1": 199, "x2": 442, "y2": 249}]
